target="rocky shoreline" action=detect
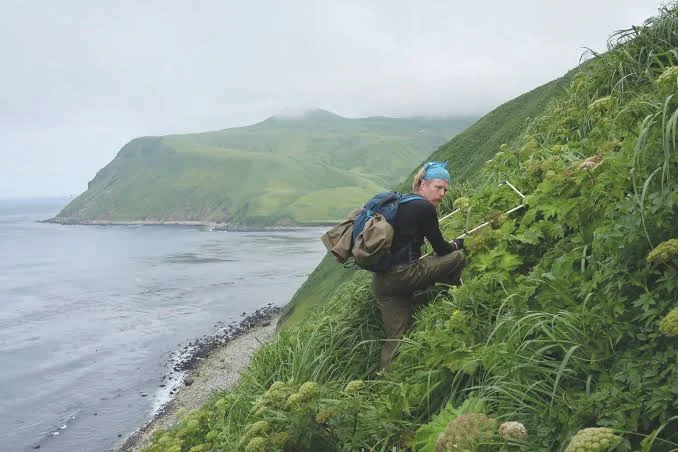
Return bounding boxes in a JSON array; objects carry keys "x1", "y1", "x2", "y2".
[
  {"x1": 114, "y1": 304, "x2": 283, "y2": 452},
  {"x1": 42, "y1": 218, "x2": 221, "y2": 227},
  {"x1": 41, "y1": 217, "x2": 336, "y2": 231}
]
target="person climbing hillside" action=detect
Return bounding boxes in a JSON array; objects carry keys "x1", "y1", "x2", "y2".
[{"x1": 373, "y1": 161, "x2": 466, "y2": 369}]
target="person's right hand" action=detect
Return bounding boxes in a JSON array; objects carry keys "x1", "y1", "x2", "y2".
[{"x1": 452, "y1": 238, "x2": 464, "y2": 250}]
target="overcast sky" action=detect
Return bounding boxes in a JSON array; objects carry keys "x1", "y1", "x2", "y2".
[{"x1": 0, "y1": 1, "x2": 665, "y2": 197}]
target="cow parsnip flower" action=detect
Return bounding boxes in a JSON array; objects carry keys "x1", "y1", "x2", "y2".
[
  {"x1": 286, "y1": 392, "x2": 303, "y2": 407},
  {"x1": 436, "y1": 413, "x2": 496, "y2": 451},
  {"x1": 499, "y1": 421, "x2": 527, "y2": 440},
  {"x1": 647, "y1": 239, "x2": 678, "y2": 266},
  {"x1": 244, "y1": 420, "x2": 270, "y2": 437},
  {"x1": 344, "y1": 380, "x2": 364, "y2": 394},
  {"x1": 564, "y1": 427, "x2": 622, "y2": 452},
  {"x1": 268, "y1": 381, "x2": 287, "y2": 392},
  {"x1": 244, "y1": 436, "x2": 266, "y2": 452},
  {"x1": 660, "y1": 307, "x2": 678, "y2": 337},
  {"x1": 298, "y1": 381, "x2": 319, "y2": 399},
  {"x1": 656, "y1": 66, "x2": 678, "y2": 86}
]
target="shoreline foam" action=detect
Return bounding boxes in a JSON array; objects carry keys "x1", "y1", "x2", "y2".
[{"x1": 114, "y1": 307, "x2": 282, "y2": 452}]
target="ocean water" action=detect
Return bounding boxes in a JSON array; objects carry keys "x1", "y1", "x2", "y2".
[{"x1": 0, "y1": 198, "x2": 327, "y2": 452}]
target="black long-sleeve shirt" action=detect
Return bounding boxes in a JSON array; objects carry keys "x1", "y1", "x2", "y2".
[{"x1": 391, "y1": 198, "x2": 454, "y2": 265}]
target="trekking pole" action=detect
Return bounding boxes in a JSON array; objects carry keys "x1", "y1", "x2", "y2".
[
  {"x1": 438, "y1": 208, "x2": 460, "y2": 223},
  {"x1": 452, "y1": 178, "x2": 525, "y2": 239},
  {"x1": 421, "y1": 179, "x2": 527, "y2": 258},
  {"x1": 499, "y1": 178, "x2": 525, "y2": 199},
  {"x1": 435, "y1": 177, "x2": 520, "y2": 226},
  {"x1": 454, "y1": 203, "x2": 525, "y2": 240},
  {"x1": 420, "y1": 203, "x2": 526, "y2": 258}
]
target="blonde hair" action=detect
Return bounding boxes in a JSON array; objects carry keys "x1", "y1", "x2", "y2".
[{"x1": 412, "y1": 166, "x2": 426, "y2": 192}]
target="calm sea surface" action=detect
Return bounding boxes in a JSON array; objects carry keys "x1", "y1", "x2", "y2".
[{"x1": 0, "y1": 198, "x2": 327, "y2": 452}]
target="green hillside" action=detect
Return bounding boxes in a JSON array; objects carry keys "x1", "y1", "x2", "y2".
[
  {"x1": 144, "y1": 5, "x2": 678, "y2": 451},
  {"x1": 280, "y1": 73, "x2": 577, "y2": 327},
  {"x1": 52, "y1": 110, "x2": 474, "y2": 226}
]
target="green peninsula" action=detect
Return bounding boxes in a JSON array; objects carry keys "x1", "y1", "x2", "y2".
[{"x1": 52, "y1": 110, "x2": 474, "y2": 226}]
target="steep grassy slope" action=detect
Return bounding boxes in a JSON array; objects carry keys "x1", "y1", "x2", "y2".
[
  {"x1": 53, "y1": 110, "x2": 474, "y2": 226},
  {"x1": 144, "y1": 6, "x2": 678, "y2": 451},
  {"x1": 280, "y1": 74, "x2": 577, "y2": 327}
]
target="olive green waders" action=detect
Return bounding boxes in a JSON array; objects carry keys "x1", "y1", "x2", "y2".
[{"x1": 372, "y1": 250, "x2": 467, "y2": 370}]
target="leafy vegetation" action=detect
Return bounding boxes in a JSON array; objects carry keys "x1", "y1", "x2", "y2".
[
  {"x1": 143, "y1": 6, "x2": 677, "y2": 451},
  {"x1": 53, "y1": 110, "x2": 473, "y2": 226}
]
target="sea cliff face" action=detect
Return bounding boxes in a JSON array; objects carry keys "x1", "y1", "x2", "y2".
[{"x1": 53, "y1": 112, "x2": 475, "y2": 227}]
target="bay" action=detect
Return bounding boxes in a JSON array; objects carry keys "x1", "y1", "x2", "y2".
[{"x1": 0, "y1": 198, "x2": 327, "y2": 452}]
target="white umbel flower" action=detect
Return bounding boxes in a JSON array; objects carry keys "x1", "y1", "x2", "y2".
[{"x1": 499, "y1": 421, "x2": 528, "y2": 440}]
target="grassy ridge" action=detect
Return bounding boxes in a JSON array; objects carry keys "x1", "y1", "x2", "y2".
[
  {"x1": 143, "y1": 5, "x2": 678, "y2": 451},
  {"x1": 54, "y1": 111, "x2": 474, "y2": 226},
  {"x1": 281, "y1": 74, "x2": 577, "y2": 328}
]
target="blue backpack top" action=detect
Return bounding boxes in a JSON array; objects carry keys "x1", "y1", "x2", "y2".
[{"x1": 350, "y1": 191, "x2": 423, "y2": 272}]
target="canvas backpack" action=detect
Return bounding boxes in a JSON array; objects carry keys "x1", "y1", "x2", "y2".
[{"x1": 350, "y1": 191, "x2": 423, "y2": 272}]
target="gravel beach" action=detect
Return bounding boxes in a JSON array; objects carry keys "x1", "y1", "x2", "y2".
[{"x1": 115, "y1": 314, "x2": 280, "y2": 452}]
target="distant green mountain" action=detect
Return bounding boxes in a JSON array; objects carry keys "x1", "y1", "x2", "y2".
[{"x1": 52, "y1": 110, "x2": 475, "y2": 226}]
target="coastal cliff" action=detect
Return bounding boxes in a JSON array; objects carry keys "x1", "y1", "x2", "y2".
[{"x1": 51, "y1": 111, "x2": 474, "y2": 227}]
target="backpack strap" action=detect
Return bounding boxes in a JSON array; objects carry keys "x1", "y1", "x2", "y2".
[
  {"x1": 398, "y1": 194, "x2": 424, "y2": 204},
  {"x1": 375, "y1": 192, "x2": 400, "y2": 209}
]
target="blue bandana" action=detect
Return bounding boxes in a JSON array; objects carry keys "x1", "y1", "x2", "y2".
[{"x1": 422, "y1": 161, "x2": 450, "y2": 183}]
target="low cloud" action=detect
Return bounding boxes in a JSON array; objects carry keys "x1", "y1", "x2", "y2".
[{"x1": 0, "y1": 0, "x2": 664, "y2": 196}]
